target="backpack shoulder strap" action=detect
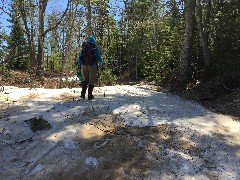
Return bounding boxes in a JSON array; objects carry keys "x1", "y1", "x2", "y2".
[{"x1": 82, "y1": 42, "x2": 87, "y2": 50}]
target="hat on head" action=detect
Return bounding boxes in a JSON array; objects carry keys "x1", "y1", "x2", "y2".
[{"x1": 87, "y1": 36, "x2": 96, "y2": 44}]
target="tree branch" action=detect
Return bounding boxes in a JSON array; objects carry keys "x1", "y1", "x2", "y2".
[
  {"x1": 43, "y1": 0, "x2": 70, "y2": 37},
  {"x1": 0, "y1": 5, "x2": 12, "y2": 18},
  {"x1": 18, "y1": 0, "x2": 31, "y2": 38}
]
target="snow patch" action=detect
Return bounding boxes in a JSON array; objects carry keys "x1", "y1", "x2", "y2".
[
  {"x1": 84, "y1": 157, "x2": 98, "y2": 169},
  {"x1": 63, "y1": 139, "x2": 77, "y2": 150},
  {"x1": 31, "y1": 164, "x2": 44, "y2": 174},
  {"x1": 1, "y1": 85, "x2": 240, "y2": 179}
]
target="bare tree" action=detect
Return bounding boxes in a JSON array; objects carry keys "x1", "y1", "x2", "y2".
[
  {"x1": 61, "y1": 1, "x2": 79, "y2": 86},
  {"x1": 18, "y1": 0, "x2": 69, "y2": 76}
]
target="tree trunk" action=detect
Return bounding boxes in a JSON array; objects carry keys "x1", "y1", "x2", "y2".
[
  {"x1": 64, "y1": 1, "x2": 75, "y2": 85},
  {"x1": 60, "y1": 24, "x2": 66, "y2": 88},
  {"x1": 196, "y1": 0, "x2": 211, "y2": 68},
  {"x1": 86, "y1": 0, "x2": 92, "y2": 36},
  {"x1": 98, "y1": 2, "x2": 105, "y2": 48},
  {"x1": 18, "y1": 0, "x2": 37, "y2": 69},
  {"x1": 135, "y1": 43, "x2": 138, "y2": 81},
  {"x1": 64, "y1": 47, "x2": 69, "y2": 84},
  {"x1": 151, "y1": 0, "x2": 157, "y2": 46},
  {"x1": 179, "y1": 0, "x2": 196, "y2": 86},
  {"x1": 60, "y1": 51, "x2": 64, "y2": 88},
  {"x1": 36, "y1": 0, "x2": 47, "y2": 76}
]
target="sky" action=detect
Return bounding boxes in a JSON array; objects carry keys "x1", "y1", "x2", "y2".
[
  {"x1": 0, "y1": 0, "x2": 69, "y2": 33},
  {"x1": 0, "y1": 0, "x2": 124, "y2": 34},
  {"x1": 0, "y1": 0, "x2": 11, "y2": 32}
]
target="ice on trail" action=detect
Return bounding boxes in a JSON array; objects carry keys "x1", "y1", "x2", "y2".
[
  {"x1": 84, "y1": 157, "x2": 98, "y2": 169},
  {"x1": 30, "y1": 164, "x2": 44, "y2": 175},
  {"x1": 63, "y1": 139, "x2": 77, "y2": 150}
]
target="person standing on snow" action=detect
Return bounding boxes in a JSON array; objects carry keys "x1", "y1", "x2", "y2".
[{"x1": 77, "y1": 35, "x2": 103, "y2": 100}]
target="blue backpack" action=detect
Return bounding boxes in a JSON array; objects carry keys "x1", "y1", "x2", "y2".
[{"x1": 80, "y1": 42, "x2": 97, "y2": 65}]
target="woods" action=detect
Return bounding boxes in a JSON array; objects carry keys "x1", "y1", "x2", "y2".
[
  {"x1": 0, "y1": 0, "x2": 239, "y2": 90},
  {"x1": 1, "y1": 1, "x2": 240, "y2": 178}
]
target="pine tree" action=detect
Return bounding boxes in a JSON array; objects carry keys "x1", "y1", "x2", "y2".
[
  {"x1": 0, "y1": 22, "x2": 6, "y2": 64},
  {"x1": 7, "y1": 14, "x2": 29, "y2": 70}
]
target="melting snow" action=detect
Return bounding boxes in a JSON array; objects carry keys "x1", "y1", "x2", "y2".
[
  {"x1": 85, "y1": 157, "x2": 98, "y2": 168},
  {"x1": 0, "y1": 85, "x2": 239, "y2": 179}
]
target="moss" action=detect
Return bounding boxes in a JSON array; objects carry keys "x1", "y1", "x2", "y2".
[{"x1": 24, "y1": 117, "x2": 52, "y2": 132}]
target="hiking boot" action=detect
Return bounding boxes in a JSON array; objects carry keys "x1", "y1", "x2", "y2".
[
  {"x1": 80, "y1": 81, "x2": 88, "y2": 99},
  {"x1": 88, "y1": 84, "x2": 94, "y2": 100},
  {"x1": 88, "y1": 95, "x2": 94, "y2": 100}
]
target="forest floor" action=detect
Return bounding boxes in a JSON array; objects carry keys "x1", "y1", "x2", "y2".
[{"x1": 0, "y1": 71, "x2": 240, "y2": 179}]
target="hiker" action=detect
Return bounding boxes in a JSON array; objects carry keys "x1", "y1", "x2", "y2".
[{"x1": 77, "y1": 35, "x2": 103, "y2": 100}]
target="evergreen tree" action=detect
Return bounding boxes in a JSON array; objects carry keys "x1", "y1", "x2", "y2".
[
  {"x1": 7, "y1": 7, "x2": 29, "y2": 70},
  {"x1": 210, "y1": 0, "x2": 240, "y2": 88},
  {"x1": 0, "y1": 22, "x2": 6, "y2": 64}
]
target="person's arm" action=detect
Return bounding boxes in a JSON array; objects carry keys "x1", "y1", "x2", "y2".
[{"x1": 95, "y1": 46, "x2": 103, "y2": 65}]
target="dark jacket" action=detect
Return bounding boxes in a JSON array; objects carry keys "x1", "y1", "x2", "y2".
[{"x1": 77, "y1": 36, "x2": 103, "y2": 66}]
